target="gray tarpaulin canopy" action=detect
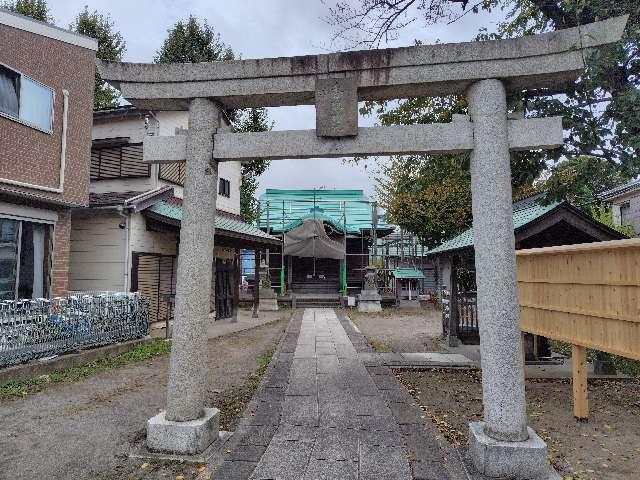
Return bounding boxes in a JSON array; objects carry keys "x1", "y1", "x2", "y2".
[{"x1": 283, "y1": 219, "x2": 345, "y2": 260}]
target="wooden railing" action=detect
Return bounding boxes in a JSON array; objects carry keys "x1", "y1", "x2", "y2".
[{"x1": 517, "y1": 239, "x2": 640, "y2": 419}]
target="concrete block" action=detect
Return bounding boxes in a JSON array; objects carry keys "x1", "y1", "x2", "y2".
[
  {"x1": 315, "y1": 77, "x2": 358, "y2": 137},
  {"x1": 358, "y1": 290, "x2": 382, "y2": 313},
  {"x1": 258, "y1": 288, "x2": 279, "y2": 311},
  {"x1": 357, "y1": 300, "x2": 382, "y2": 312},
  {"x1": 143, "y1": 135, "x2": 186, "y2": 163},
  {"x1": 147, "y1": 408, "x2": 219, "y2": 455},
  {"x1": 468, "y1": 422, "x2": 561, "y2": 480}
]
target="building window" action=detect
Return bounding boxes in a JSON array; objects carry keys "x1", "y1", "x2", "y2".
[
  {"x1": 0, "y1": 63, "x2": 54, "y2": 133},
  {"x1": 90, "y1": 141, "x2": 150, "y2": 180},
  {"x1": 219, "y1": 178, "x2": 231, "y2": 198},
  {"x1": 620, "y1": 202, "x2": 631, "y2": 226},
  {"x1": 159, "y1": 162, "x2": 186, "y2": 186},
  {"x1": 0, "y1": 218, "x2": 51, "y2": 301}
]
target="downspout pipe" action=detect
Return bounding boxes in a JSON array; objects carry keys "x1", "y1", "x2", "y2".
[{"x1": 117, "y1": 206, "x2": 132, "y2": 292}]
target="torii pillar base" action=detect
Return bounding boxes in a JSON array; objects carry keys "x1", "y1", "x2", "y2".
[
  {"x1": 147, "y1": 408, "x2": 220, "y2": 455},
  {"x1": 469, "y1": 423, "x2": 560, "y2": 480}
]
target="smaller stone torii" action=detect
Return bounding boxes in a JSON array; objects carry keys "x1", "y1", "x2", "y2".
[{"x1": 99, "y1": 15, "x2": 627, "y2": 480}]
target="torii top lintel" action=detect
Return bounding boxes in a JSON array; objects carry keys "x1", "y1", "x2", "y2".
[{"x1": 98, "y1": 16, "x2": 627, "y2": 111}]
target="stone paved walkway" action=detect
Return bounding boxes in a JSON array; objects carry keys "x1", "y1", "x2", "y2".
[{"x1": 213, "y1": 308, "x2": 470, "y2": 480}]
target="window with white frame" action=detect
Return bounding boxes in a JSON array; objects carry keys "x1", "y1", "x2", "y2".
[
  {"x1": 0, "y1": 63, "x2": 54, "y2": 133},
  {"x1": 0, "y1": 218, "x2": 52, "y2": 300}
]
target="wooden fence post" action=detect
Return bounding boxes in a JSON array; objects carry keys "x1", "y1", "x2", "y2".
[{"x1": 572, "y1": 344, "x2": 588, "y2": 421}]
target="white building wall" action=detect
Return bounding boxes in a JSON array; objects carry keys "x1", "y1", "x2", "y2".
[
  {"x1": 92, "y1": 111, "x2": 242, "y2": 216},
  {"x1": 73, "y1": 112, "x2": 244, "y2": 296},
  {"x1": 155, "y1": 111, "x2": 186, "y2": 137},
  {"x1": 91, "y1": 115, "x2": 159, "y2": 194},
  {"x1": 129, "y1": 212, "x2": 178, "y2": 256},
  {"x1": 608, "y1": 189, "x2": 640, "y2": 235},
  {"x1": 154, "y1": 111, "x2": 242, "y2": 216},
  {"x1": 69, "y1": 211, "x2": 127, "y2": 292},
  {"x1": 217, "y1": 160, "x2": 242, "y2": 216}
]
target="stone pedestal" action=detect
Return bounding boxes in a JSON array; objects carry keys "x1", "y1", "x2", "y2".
[
  {"x1": 358, "y1": 290, "x2": 382, "y2": 312},
  {"x1": 258, "y1": 288, "x2": 279, "y2": 311},
  {"x1": 358, "y1": 265, "x2": 381, "y2": 312},
  {"x1": 147, "y1": 408, "x2": 220, "y2": 455},
  {"x1": 469, "y1": 422, "x2": 560, "y2": 480},
  {"x1": 256, "y1": 259, "x2": 278, "y2": 312}
]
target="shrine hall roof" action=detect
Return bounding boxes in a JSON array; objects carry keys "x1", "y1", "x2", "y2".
[{"x1": 428, "y1": 198, "x2": 561, "y2": 255}]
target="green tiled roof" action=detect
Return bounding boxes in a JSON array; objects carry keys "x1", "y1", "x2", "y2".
[
  {"x1": 428, "y1": 199, "x2": 561, "y2": 255},
  {"x1": 146, "y1": 198, "x2": 279, "y2": 242},
  {"x1": 258, "y1": 189, "x2": 393, "y2": 235},
  {"x1": 392, "y1": 267, "x2": 425, "y2": 279}
]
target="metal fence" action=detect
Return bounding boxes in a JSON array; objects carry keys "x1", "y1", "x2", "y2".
[
  {"x1": 441, "y1": 287, "x2": 479, "y2": 340},
  {"x1": 0, "y1": 292, "x2": 149, "y2": 368}
]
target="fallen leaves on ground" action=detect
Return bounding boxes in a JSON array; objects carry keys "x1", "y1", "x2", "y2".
[{"x1": 395, "y1": 368, "x2": 640, "y2": 480}]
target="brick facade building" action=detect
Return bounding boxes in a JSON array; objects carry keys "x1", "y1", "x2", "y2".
[{"x1": 0, "y1": 9, "x2": 97, "y2": 299}]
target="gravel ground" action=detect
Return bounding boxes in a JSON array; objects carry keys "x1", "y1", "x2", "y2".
[
  {"x1": 398, "y1": 369, "x2": 640, "y2": 480},
  {"x1": 0, "y1": 316, "x2": 289, "y2": 480},
  {"x1": 348, "y1": 307, "x2": 443, "y2": 352}
]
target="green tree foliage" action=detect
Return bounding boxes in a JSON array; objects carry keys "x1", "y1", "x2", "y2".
[
  {"x1": 542, "y1": 155, "x2": 628, "y2": 208},
  {"x1": 330, "y1": 0, "x2": 639, "y2": 244},
  {"x1": 362, "y1": 95, "x2": 546, "y2": 245},
  {"x1": 155, "y1": 15, "x2": 234, "y2": 64},
  {"x1": 71, "y1": 7, "x2": 126, "y2": 109},
  {"x1": 235, "y1": 108, "x2": 273, "y2": 223},
  {"x1": 487, "y1": 0, "x2": 640, "y2": 176},
  {"x1": 2, "y1": 0, "x2": 50, "y2": 22},
  {"x1": 155, "y1": 16, "x2": 271, "y2": 221},
  {"x1": 376, "y1": 155, "x2": 472, "y2": 247}
]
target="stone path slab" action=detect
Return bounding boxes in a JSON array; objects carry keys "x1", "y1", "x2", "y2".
[
  {"x1": 214, "y1": 308, "x2": 471, "y2": 479},
  {"x1": 249, "y1": 308, "x2": 413, "y2": 480}
]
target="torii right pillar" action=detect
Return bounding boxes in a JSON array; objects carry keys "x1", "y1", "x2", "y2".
[{"x1": 467, "y1": 79, "x2": 560, "y2": 480}]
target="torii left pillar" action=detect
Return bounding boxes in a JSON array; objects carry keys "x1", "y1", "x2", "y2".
[{"x1": 147, "y1": 98, "x2": 221, "y2": 454}]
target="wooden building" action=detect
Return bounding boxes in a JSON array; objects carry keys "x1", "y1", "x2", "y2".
[
  {"x1": 429, "y1": 194, "x2": 625, "y2": 354},
  {"x1": 69, "y1": 107, "x2": 279, "y2": 323},
  {"x1": 258, "y1": 189, "x2": 393, "y2": 296}
]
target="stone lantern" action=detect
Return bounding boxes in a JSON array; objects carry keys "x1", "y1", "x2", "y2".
[{"x1": 358, "y1": 265, "x2": 382, "y2": 312}]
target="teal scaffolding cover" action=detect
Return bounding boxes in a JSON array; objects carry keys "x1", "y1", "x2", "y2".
[{"x1": 258, "y1": 189, "x2": 393, "y2": 236}]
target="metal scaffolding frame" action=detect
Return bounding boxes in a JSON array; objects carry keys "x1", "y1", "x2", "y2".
[{"x1": 247, "y1": 195, "x2": 432, "y2": 299}]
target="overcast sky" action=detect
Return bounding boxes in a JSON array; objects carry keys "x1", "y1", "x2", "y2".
[{"x1": 49, "y1": 1, "x2": 505, "y2": 197}]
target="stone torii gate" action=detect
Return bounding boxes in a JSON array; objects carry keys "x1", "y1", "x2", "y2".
[{"x1": 99, "y1": 15, "x2": 626, "y2": 479}]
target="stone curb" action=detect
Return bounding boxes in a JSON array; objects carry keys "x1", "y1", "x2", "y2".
[
  {"x1": 199, "y1": 309, "x2": 303, "y2": 480},
  {"x1": 0, "y1": 336, "x2": 154, "y2": 384},
  {"x1": 335, "y1": 310, "x2": 474, "y2": 480}
]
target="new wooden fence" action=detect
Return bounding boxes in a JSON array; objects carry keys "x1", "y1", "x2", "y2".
[{"x1": 517, "y1": 238, "x2": 640, "y2": 419}]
